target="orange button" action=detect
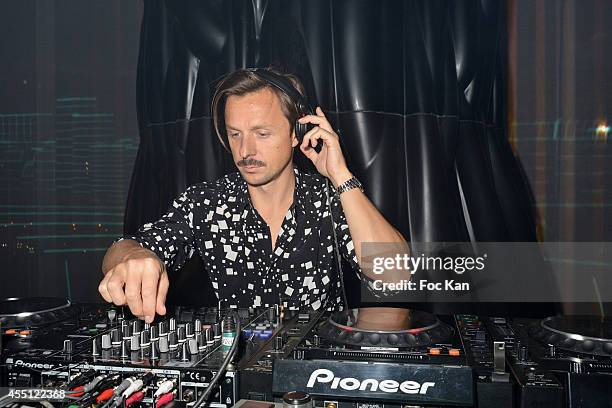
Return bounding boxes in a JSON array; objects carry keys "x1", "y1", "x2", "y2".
[
  {"x1": 19, "y1": 330, "x2": 31, "y2": 336},
  {"x1": 449, "y1": 348, "x2": 461, "y2": 356},
  {"x1": 5, "y1": 329, "x2": 17, "y2": 335},
  {"x1": 429, "y1": 347, "x2": 441, "y2": 355}
]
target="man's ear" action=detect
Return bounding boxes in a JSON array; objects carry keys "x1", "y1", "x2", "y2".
[{"x1": 291, "y1": 129, "x2": 299, "y2": 148}]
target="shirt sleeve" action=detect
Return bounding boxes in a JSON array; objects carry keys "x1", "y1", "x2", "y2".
[{"x1": 120, "y1": 186, "x2": 198, "y2": 272}]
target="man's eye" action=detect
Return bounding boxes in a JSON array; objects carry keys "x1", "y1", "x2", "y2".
[
  {"x1": 258, "y1": 132, "x2": 270, "y2": 137},
  {"x1": 229, "y1": 132, "x2": 240, "y2": 138}
]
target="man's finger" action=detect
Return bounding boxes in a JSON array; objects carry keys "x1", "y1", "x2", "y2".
[
  {"x1": 107, "y1": 264, "x2": 128, "y2": 306},
  {"x1": 98, "y1": 270, "x2": 114, "y2": 303},
  {"x1": 156, "y1": 272, "x2": 169, "y2": 317},
  {"x1": 298, "y1": 114, "x2": 334, "y2": 133},
  {"x1": 300, "y1": 132, "x2": 320, "y2": 161},
  {"x1": 141, "y1": 269, "x2": 159, "y2": 323},
  {"x1": 124, "y1": 264, "x2": 144, "y2": 317}
]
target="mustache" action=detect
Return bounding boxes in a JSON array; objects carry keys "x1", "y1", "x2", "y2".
[{"x1": 237, "y1": 158, "x2": 265, "y2": 167}]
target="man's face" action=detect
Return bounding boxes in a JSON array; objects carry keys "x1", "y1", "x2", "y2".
[{"x1": 225, "y1": 88, "x2": 298, "y2": 187}]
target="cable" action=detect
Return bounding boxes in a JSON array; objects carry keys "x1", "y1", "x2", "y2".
[
  {"x1": 324, "y1": 178, "x2": 348, "y2": 310},
  {"x1": 192, "y1": 311, "x2": 241, "y2": 408}
]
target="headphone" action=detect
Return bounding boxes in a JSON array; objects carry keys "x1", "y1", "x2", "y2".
[{"x1": 247, "y1": 68, "x2": 320, "y2": 152}]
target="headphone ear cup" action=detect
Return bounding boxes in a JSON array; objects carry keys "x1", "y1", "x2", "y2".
[{"x1": 295, "y1": 120, "x2": 306, "y2": 143}]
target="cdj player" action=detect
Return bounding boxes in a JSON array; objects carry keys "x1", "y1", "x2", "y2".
[{"x1": 2, "y1": 298, "x2": 612, "y2": 407}]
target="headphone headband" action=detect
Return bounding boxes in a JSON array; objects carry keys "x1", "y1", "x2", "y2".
[{"x1": 246, "y1": 68, "x2": 312, "y2": 115}]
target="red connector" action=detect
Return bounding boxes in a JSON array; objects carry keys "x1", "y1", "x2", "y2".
[
  {"x1": 125, "y1": 390, "x2": 145, "y2": 407},
  {"x1": 155, "y1": 391, "x2": 176, "y2": 408},
  {"x1": 95, "y1": 388, "x2": 115, "y2": 403}
]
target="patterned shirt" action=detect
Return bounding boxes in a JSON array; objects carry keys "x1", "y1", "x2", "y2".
[{"x1": 123, "y1": 166, "x2": 361, "y2": 311}]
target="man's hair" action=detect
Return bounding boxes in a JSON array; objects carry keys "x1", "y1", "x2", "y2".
[{"x1": 211, "y1": 68, "x2": 306, "y2": 150}]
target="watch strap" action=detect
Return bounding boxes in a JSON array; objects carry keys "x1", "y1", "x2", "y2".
[{"x1": 336, "y1": 176, "x2": 364, "y2": 195}]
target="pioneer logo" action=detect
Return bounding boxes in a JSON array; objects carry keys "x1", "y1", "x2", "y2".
[
  {"x1": 306, "y1": 369, "x2": 435, "y2": 394},
  {"x1": 14, "y1": 360, "x2": 56, "y2": 370}
]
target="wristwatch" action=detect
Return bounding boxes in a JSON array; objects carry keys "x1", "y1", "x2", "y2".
[{"x1": 335, "y1": 176, "x2": 364, "y2": 195}]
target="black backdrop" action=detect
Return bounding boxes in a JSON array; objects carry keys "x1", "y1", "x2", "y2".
[
  {"x1": 127, "y1": 0, "x2": 537, "y2": 242},
  {"x1": 125, "y1": 0, "x2": 542, "y2": 312}
]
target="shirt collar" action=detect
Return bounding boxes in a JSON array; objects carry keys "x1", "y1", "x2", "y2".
[{"x1": 228, "y1": 165, "x2": 307, "y2": 215}]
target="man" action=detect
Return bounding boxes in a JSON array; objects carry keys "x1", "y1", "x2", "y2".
[{"x1": 99, "y1": 68, "x2": 407, "y2": 323}]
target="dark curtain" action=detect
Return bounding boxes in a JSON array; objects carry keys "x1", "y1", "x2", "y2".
[{"x1": 126, "y1": 0, "x2": 544, "y2": 312}]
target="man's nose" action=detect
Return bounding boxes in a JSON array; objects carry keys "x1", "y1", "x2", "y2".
[{"x1": 239, "y1": 134, "x2": 257, "y2": 158}]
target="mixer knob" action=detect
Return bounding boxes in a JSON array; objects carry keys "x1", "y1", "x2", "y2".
[
  {"x1": 268, "y1": 306, "x2": 277, "y2": 322},
  {"x1": 169, "y1": 318, "x2": 177, "y2": 332},
  {"x1": 143, "y1": 322, "x2": 151, "y2": 331},
  {"x1": 195, "y1": 319, "x2": 202, "y2": 334},
  {"x1": 196, "y1": 333, "x2": 207, "y2": 352},
  {"x1": 111, "y1": 328, "x2": 121, "y2": 346},
  {"x1": 121, "y1": 338, "x2": 129, "y2": 359},
  {"x1": 188, "y1": 338, "x2": 199, "y2": 355},
  {"x1": 63, "y1": 339, "x2": 73, "y2": 354},
  {"x1": 350, "y1": 332, "x2": 363, "y2": 343},
  {"x1": 130, "y1": 335, "x2": 140, "y2": 352},
  {"x1": 180, "y1": 342, "x2": 190, "y2": 361},
  {"x1": 158, "y1": 336, "x2": 169, "y2": 353},
  {"x1": 150, "y1": 341, "x2": 159, "y2": 360},
  {"x1": 186, "y1": 322, "x2": 194, "y2": 338},
  {"x1": 169, "y1": 331, "x2": 178, "y2": 350},
  {"x1": 548, "y1": 344, "x2": 556, "y2": 357},
  {"x1": 132, "y1": 319, "x2": 142, "y2": 334},
  {"x1": 518, "y1": 345, "x2": 528, "y2": 362},
  {"x1": 101, "y1": 334, "x2": 112, "y2": 350},
  {"x1": 312, "y1": 334, "x2": 320, "y2": 347},
  {"x1": 158, "y1": 321, "x2": 167, "y2": 337},
  {"x1": 150, "y1": 325, "x2": 159, "y2": 341},
  {"x1": 92, "y1": 337, "x2": 100, "y2": 356},
  {"x1": 122, "y1": 323, "x2": 132, "y2": 339},
  {"x1": 177, "y1": 326, "x2": 186, "y2": 343},
  {"x1": 603, "y1": 342, "x2": 612, "y2": 355},
  {"x1": 107, "y1": 308, "x2": 117, "y2": 324},
  {"x1": 204, "y1": 326, "x2": 214, "y2": 345},
  {"x1": 140, "y1": 330, "x2": 151, "y2": 347},
  {"x1": 213, "y1": 322, "x2": 221, "y2": 339}
]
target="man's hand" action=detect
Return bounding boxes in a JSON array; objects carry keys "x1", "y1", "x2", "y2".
[
  {"x1": 98, "y1": 242, "x2": 169, "y2": 323},
  {"x1": 298, "y1": 107, "x2": 353, "y2": 188}
]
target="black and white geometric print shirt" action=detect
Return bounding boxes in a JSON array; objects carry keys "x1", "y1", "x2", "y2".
[{"x1": 123, "y1": 166, "x2": 362, "y2": 311}]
